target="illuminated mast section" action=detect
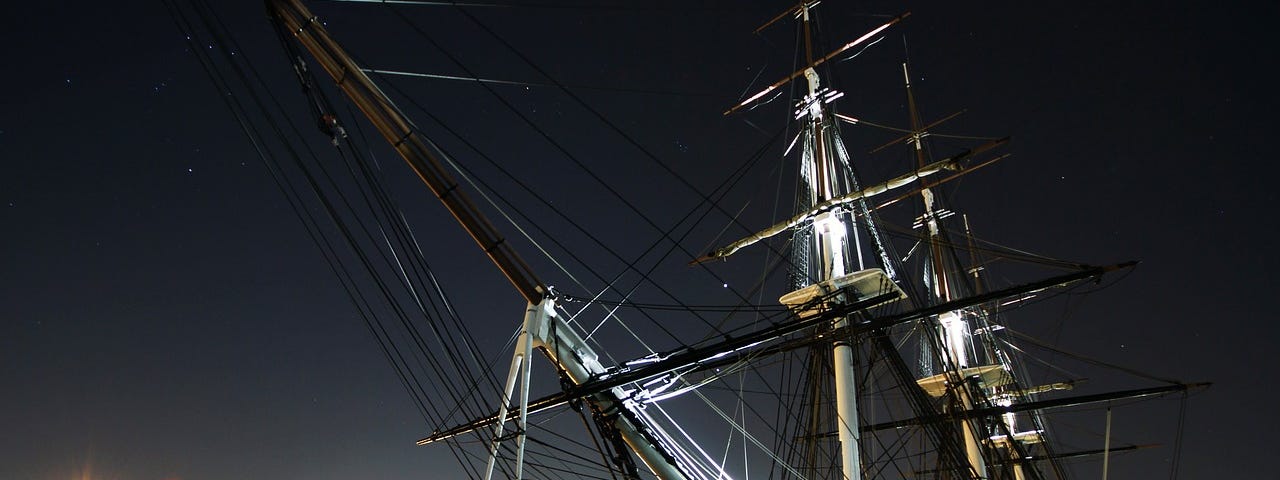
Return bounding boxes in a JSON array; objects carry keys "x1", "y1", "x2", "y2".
[
  {"x1": 806, "y1": 60, "x2": 867, "y2": 480},
  {"x1": 796, "y1": 4, "x2": 860, "y2": 478},
  {"x1": 902, "y1": 61, "x2": 1031, "y2": 479},
  {"x1": 777, "y1": 4, "x2": 904, "y2": 479},
  {"x1": 899, "y1": 57, "x2": 989, "y2": 479}
]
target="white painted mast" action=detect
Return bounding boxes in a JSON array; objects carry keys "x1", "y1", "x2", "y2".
[
  {"x1": 768, "y1": 5, "x2": 912, "y2": 478},
  {"x1": 803, "y1": 64, "x2": 865, "y2": 478},
  {"x1": 902, "y1": 61, "x2": 991, "y2": 479},
  {"x1": 793, "y1": 1, "x2": 865, "y2": 478},
  {"x1": 798, "y1": 3, "x2": 862, "y2": 477},
  {"x1": 901, "y1": 59, "x2": 989, "y2": 478}
]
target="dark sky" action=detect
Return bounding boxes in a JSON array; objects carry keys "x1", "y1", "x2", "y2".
[{"x1": 2, "y1": 1, "x2": 1274, "y2": 479}]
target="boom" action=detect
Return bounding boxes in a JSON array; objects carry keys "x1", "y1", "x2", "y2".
[
  {"x1": 266, "y1": 1, "x2": 702, "y2": 477},
  {"x1": 266, "y1": 0, "x2": 544, "y2": 303}
]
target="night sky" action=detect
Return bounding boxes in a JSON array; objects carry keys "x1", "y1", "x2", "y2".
[{"x1": 2, "y1": 1, "x2": 1274, "y2": 479}]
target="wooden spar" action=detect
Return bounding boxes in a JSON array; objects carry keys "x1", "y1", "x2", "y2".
[
  {"x1": 911, "y1": 444, "x2": 1157, "y2": 474},
  {"x1": 753, "y1": 1, "x2": 815, "y2": 35},
  {"x1": 692, "y1": 137, "x2": 1007, "y2": 264},
  {"x1": 269, "y1": 5, "x2": 697, "y2": 476},
  {"x1": 867, "y1": 109, "x2": 965, "y2": 154},
  {"x1": 693, "y1": 156, "x2": 960, "y2": 264},
  {"x1": 848, "y1": 383, "x2": 1210, "y2": 437},
  {"x1": 724, "y1": 12, "x2": 910, "y2": 115},
  {"x1": 266, "y1": 0, "x2": 546, "y2": 304},
  {"x1": 874, "y1": 151, "x2": 1009, "y2": 211},
  {"x1": 420, "y1": 262, "x2": 1137, "y2": 445}
]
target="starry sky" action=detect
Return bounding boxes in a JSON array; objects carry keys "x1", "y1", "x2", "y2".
[{"x1": 2, "y1": 1, "x2": 1275, "y2": 479}]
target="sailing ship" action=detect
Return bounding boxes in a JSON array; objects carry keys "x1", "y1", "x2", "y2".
[{"x1": 171, "y1": 0, "x2": 1205, "y2": 477}]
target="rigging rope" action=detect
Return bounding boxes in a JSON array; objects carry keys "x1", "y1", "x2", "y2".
[
  {"x1": 165, "y1": 1, "x2": 609, "y2": 475},
  {"x1": 1005, "y1": 327, "x2": 1186, "y2": 386},
  {"x1": 363, "y1": 68, "x2": 724, "y2": 98}
]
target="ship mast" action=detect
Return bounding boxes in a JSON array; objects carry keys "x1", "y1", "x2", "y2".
[
  {"x1": 787, "y1": 3, "x2": 900, "y2": 478},
  {"x1": 729, "y1": 4, "x2": 914, "y2": 477},
  {"x1": 794, "y1": 3, "x2": 863, "y2": 478},
  {"x1": 901, "y1": 60, "x2": 992, "y2": 479},
  {"x1": 901, "y1": 61, "x2": 1054, "y2": 479},
  {"x1": 234, "y1": 1, "x2": 1203, "y2": 477}
]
